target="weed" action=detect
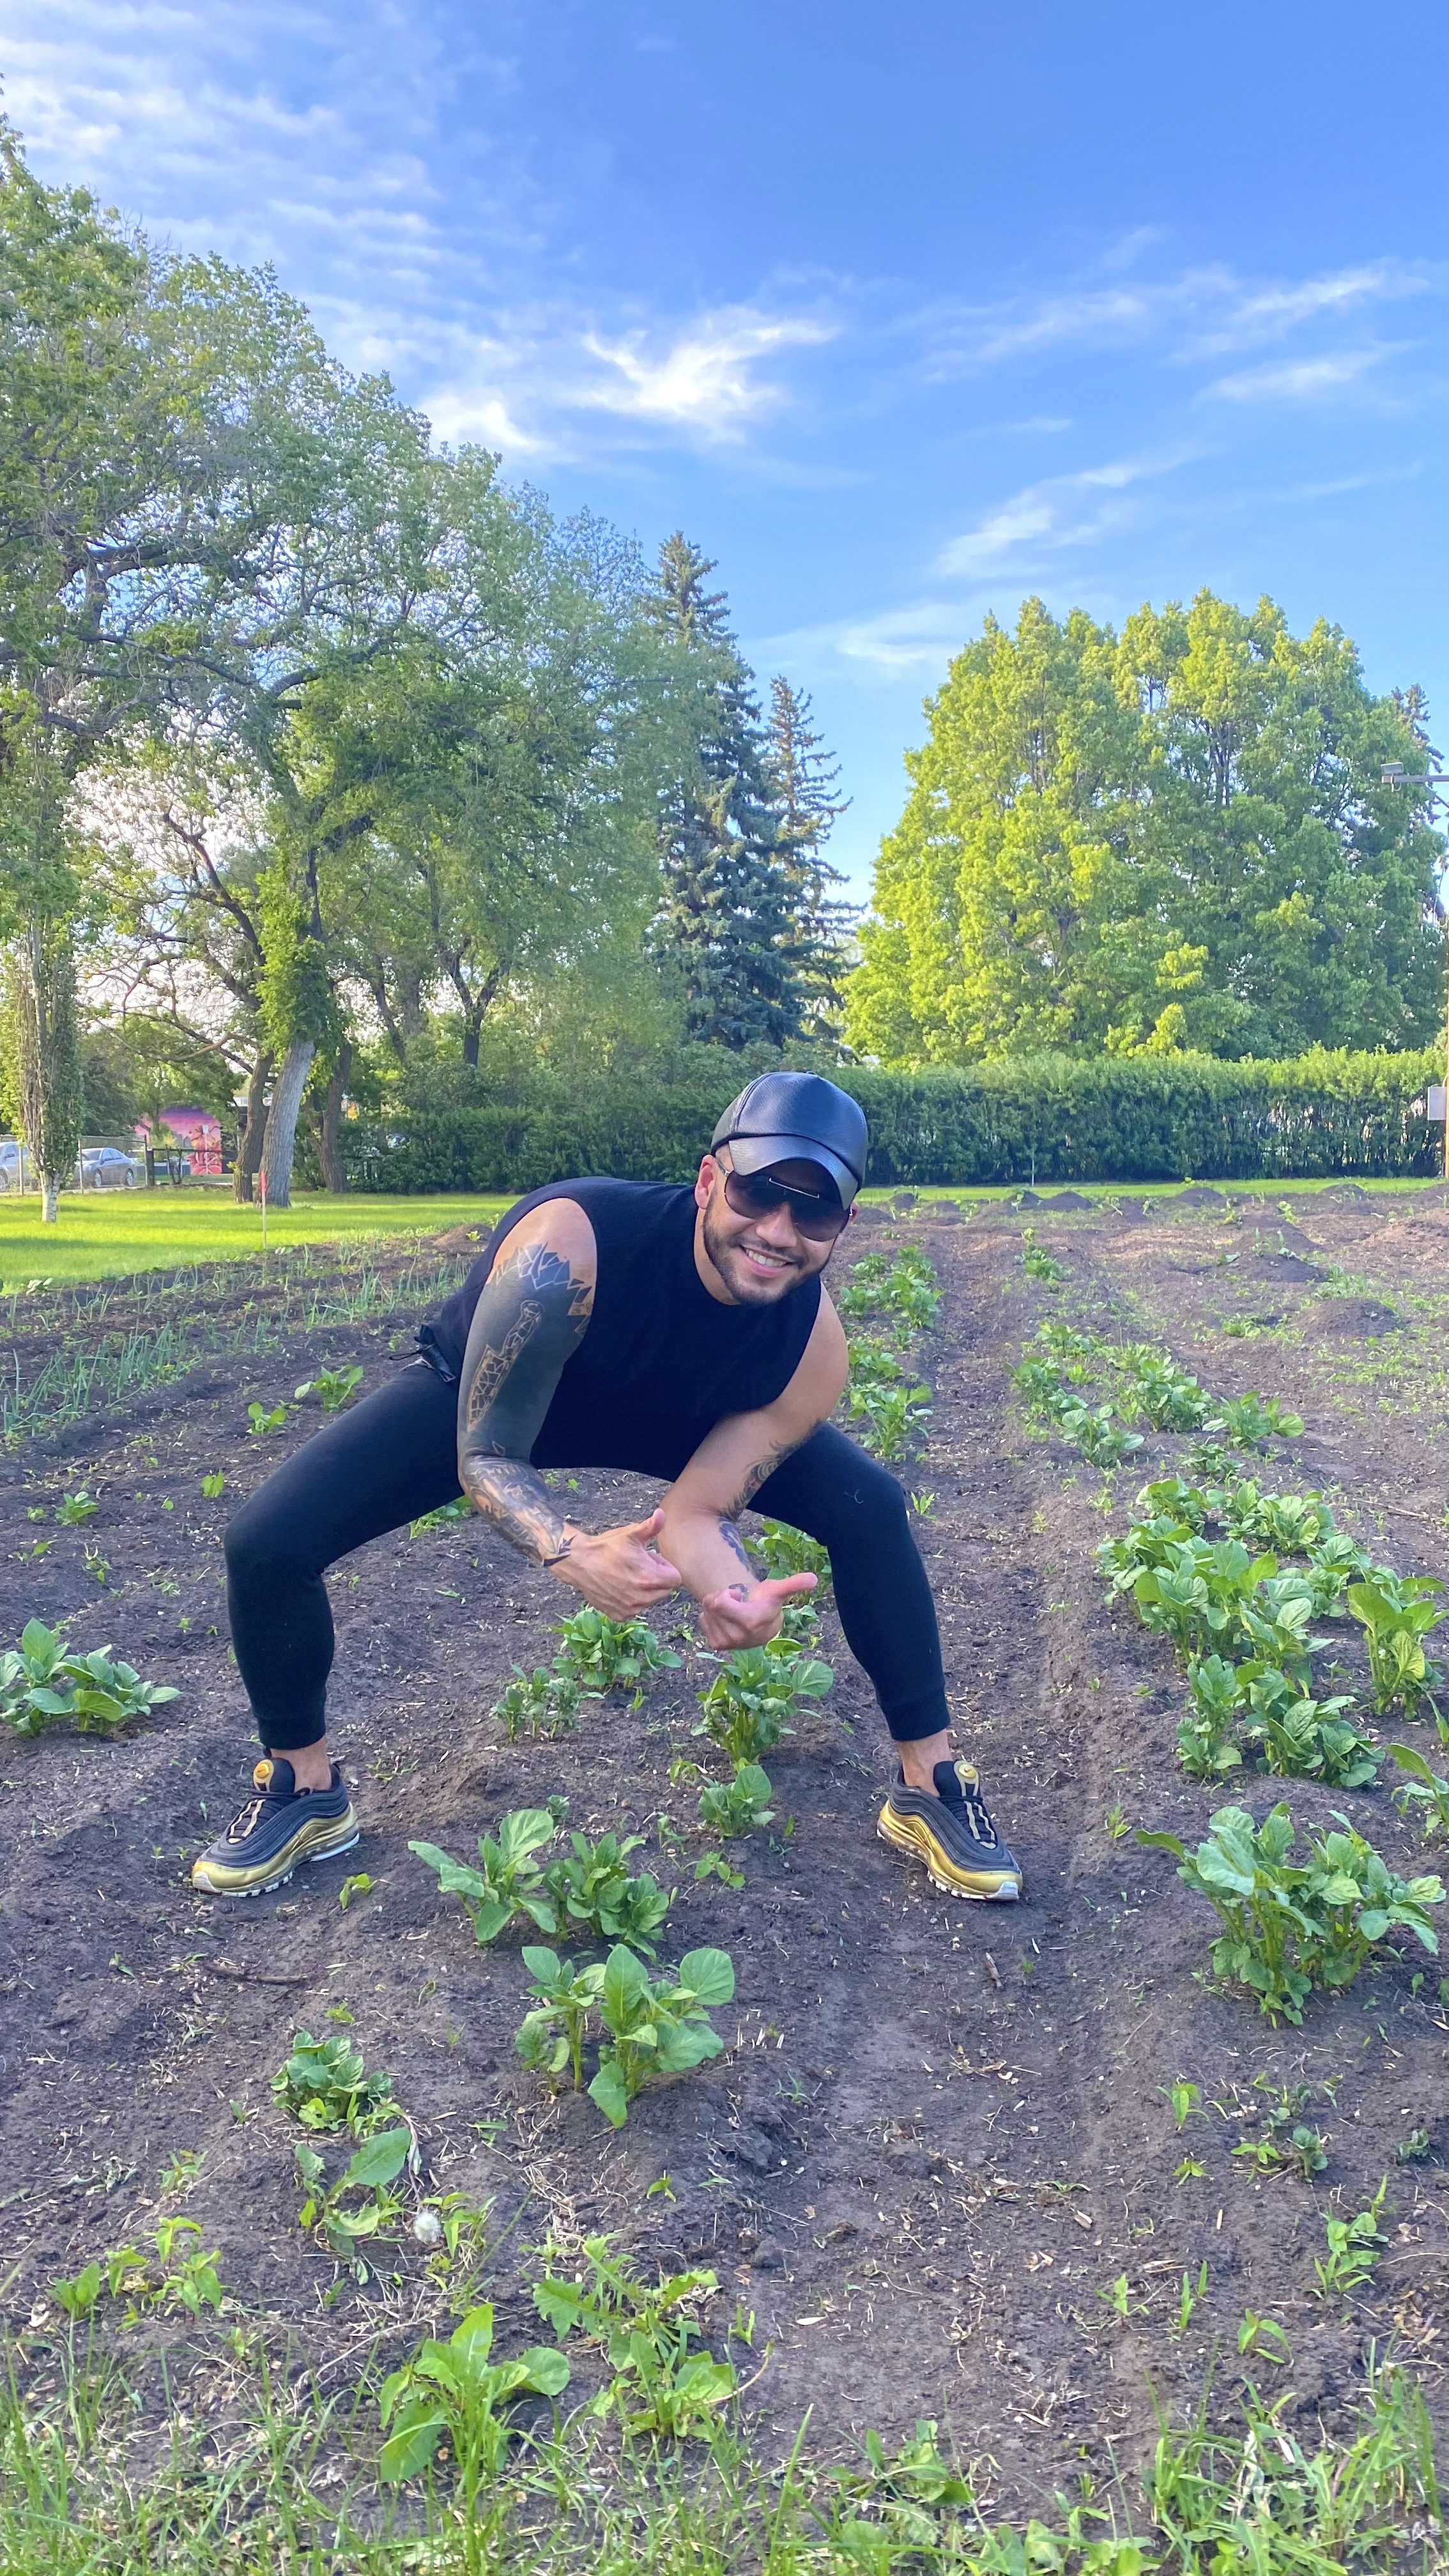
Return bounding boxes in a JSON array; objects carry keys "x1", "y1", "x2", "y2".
[
  {"x1": 295, "y1": 2127, "x2": 412, "y2": 2267},
  {"x1": 1396, "y1": 2128, "x2": 1432, "y2": 2163},
  {"x1": 1236, "y1": 2311, "x2": 1292, "y2": 2364},
  {"x1": 532, "y1": 2236, "x2": 737, "y2": 2437},
  {"x1": 270, "y1": 2028, "x2": 397, "y2": 2135},
  {"x1": 1173, "y1": 2261, "x2": 1208, "y2": 2333},
  {"x1": 910, "y1": 1490, "x2": 936, "y2": 1517},
  {"x1": 1139, "y1": 1802, "x2": 1444, "y2": 2023},
  {"x1": 1314, "y1": 2180, "x2": 1389, "y2": 2303},
  {"x1": 245, "y1": 1400, "x2": 289, "y2": 1438},
  {"x1": 200, "y1": 1470, "x2": 226, "y2": 1498},
  {"x1": 1163, "y1": 2080, "x2": 1202, "y2": 2129},
  {"x1": 696, "y1": 1640, "x2": 833, "y2": 1765},
  {"x1": 698, "y1": 1762, "x2": 775, "y2": 1836},
  {"x1": 157, "y1": 2147, "x2": 206, "y2": 2197},
  {"x1": 294, "y1": 1365, "x2": 364, "y2": 1412},
  {"x1": 589, "y1": 1943, "x2": 735, "y2": 2128},
  {"x1": 555, "y1": 1608, "x2": 681, "y2": 1692},
  {"x1": 410, "y1": 1806, "x2": 564, "y2": 1946},
  {"x1": 1103, "y1": 1800, "x2": 1131, "y2": 1841},
  {"x1": 694, "y1": 1850, "x2": 746, "y2": 1887},
  {"x1": 378, "y1": 2307, "x2": 567, "y2": 2494},
  {"x1": 337, "y1": 1873, "x2": 374, "y2": 1910}
]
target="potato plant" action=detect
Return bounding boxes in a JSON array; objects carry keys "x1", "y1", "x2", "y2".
[
  {"x1": 1138, "y1": 1802, "x2": 1443, "y2": 2023},
  {"x1": 1347, "y1": 1573, "x2": 1445, "y2": 1717},
  {"x1": 271, "y1": 2029, "x2": 398, "y2": 2135},
  {"x1": 555, "y1": 1609, "x2": 682, "y2": 1693},
  {"x1": 588, "y1": 1943, "x2": 735, "y2": 2128},
  {"x1": 696, "y1": 1640, "x2": 833, "y2": 1765},
  {"x1": 0, "y1": 1620, "x2": 179, "y2": 1738},
  {"x1": 544, "y1": 1829, "x2": 673, "y2": 1953},
  {"x1": 698, "y1": 1762, "x2": 774, "y2": 1836},
  {"x1": 409, "y1": 1807, "x2": 564, "y2": 1946},
  {"x1": 515, "y1": 1947, "x2": 607, "y2": 2091},
  {"x1": 1391, "y1": 1725, "x2": 1449, "y2": 1842},
  {"x1": 491, "y1": 1660, "x2": 591, "y2": 1740},
  {"x1": 746, "y1": 1517, "x2": 831, "y2": 1588}
]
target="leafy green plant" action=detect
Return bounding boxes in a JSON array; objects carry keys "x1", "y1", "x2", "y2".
[
  {"x1": 515, "y1": 1947, "x2": 607, "y2": 2092},
  {"x1": 0, "y1": 1618, "x2": 77, "y2": 1736},
  {"x1": 200, "y1": 1469, "x2": 227, "y2": 1498},
  {"x1": 410, "y1": 1807, "x2": 563, "y2": 1947},
  {"x1": 1303, "y1": 1531, "x2": 1372, "y2": 1615},
  {"x1": 532, "y1": 2236, "x2": 737, "y2": 2437},
  {"x1": 491, "y1": 1661, "x2": 589, "y2": 1740},
  {"x1": 1314, "y1": 2181, "x2": 1388, "y2": 2303},
  {"x1": 1234, "y1": 2123, "x2": 1328, "y2": 2180},
  {"x1": 844, "y1": 1337, "x2": 933, "y2": 1459},
  {"x1": 1138, "y1": 1802, "x2": 1443, "y2": 2024},
  {"x1": 246, "y1": 1400, "x2": 289, "y2": 1438},
  {"x1": 52, "y1": 2221, "x2": 227, "y2": 2323},
  {"x1": 696, "y1": 1640, "x2": 832, "y2": 1765},
  {"x1": 337, "y1": 1872, "x2": 374, "y2": 1910},
  {"x1": 409, "y1": 1496, "x2": 473, "y2": 1536},
  {"x1": 294, "y1": 1365, "x2": 364, "y2": 1412},
  {"x1": 1209, "y1": 1393, "x2": 1305, "y2": 1450},
  {"x1": 378, "y1": 2305, "x2": 569, "y2": 2489},
  {"x1": 61, "y1": 1646, "x2": 181, "y2": 1736},
  {"x1": 1054, "y1": 1399, "x2": 1143, "y2": 1469},
  {"x1": 1020, "y1": 1230, "x2": 1064, "y2": 1286},
  {"x1": 56, "y1": 1489, "x2": 98, "y2": 1526},
  {"x1": 1391, "y1": 1724, "x2": 1449, "y2": 1841},
  {"x1": 295, "y1": 2127, "x2": 412, "y2": 2263},
  {"x1": 698, "y1": 1763, "x2": 774, "y2": 1836},
  {"x1": 555, "y1": 1609, "x2": 681, "y2": 1693},
  {"x1": 271, "y1": 2029, "x2": 398, "y2": 2135},
  {"x1": 1238, "y1": 1676, "x2": 1379, "y2": 1788},
  {"x1": 1116, "y1": 1348, "x2": 1212, "y2": 1432},
  {"x1": 1135, "y1": 1476, "x2": 1213, "y2": 1531},
  {"x1": 544, "y1": 1830, "x2": 673, "y2": 1954},
  {"x1": 1179, "y1": 1655, "x2": 1246, "y2": 1779},
  {"x1": 746, "y1": 1517, "x2": 831, "y2": 1587},
  {"x1": 588, "y1": 1943, "x2": 735, "y2": 2128},
  {"x1": 1348, "y1": 1573, "x2": 1445, "y2": 1717}
]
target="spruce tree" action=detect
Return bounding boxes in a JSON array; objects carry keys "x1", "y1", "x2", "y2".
[
  {"x1": 646, "y1": 535, "x2": 803, "y2": 1048},
  {"x1": 767, "y1": 675, "x2": 855, "y2": 1031}
]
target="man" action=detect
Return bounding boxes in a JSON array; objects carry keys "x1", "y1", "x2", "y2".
[{"x1": 192, "y1": 1071, "x2": 1021, "y2": 1905}]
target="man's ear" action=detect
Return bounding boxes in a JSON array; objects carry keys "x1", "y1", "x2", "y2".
[{"x1": 694, "y1": 1153, "x2": 718, "y2": 1211}]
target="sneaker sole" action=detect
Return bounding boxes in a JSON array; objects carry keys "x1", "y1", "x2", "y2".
[
  {"x1": 877, "y1": 1804, "x2": 1022, "y2": 1902},
  {"x1": 191, "y1": 1809, "x2": 360, "y2": 1900}
]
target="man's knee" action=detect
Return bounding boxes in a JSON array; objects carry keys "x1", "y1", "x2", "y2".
[{"x1": 224, "y1": 1494, "x2": 311, "y2": 1592}]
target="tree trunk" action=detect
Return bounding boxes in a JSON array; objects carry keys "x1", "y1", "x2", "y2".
[
  {"x1": 259, "y1": 1038, "x2": 315, "y2": 1211},
  {"x1": 319, "y1": 1038, "x2": 352, "y2": 1192},
  {"x1": 233, "y1": 1050, "x2": 273, "y2": 1203},
  {"x1": 40, "y1": 1174, "x2": 59, "y2": 1223},
  {"x1": 8, "y1": 919, "x2": 82, "y2": 1227}
]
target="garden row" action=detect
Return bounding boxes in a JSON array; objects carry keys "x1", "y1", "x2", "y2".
[{"x1": 1009, "y1": 1261, "x2": 1448, "y2": 2030}]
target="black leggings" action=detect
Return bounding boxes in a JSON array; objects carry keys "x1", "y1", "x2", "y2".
[{"x1": 224, "y1": 1365, "x2": 948, "y2": 1752}]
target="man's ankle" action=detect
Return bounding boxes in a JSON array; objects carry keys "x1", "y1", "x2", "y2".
[
  {"x1": 273, "y1": 1742, "x2": 332, "y2": 1794},
  {"x1": 898, "y1": 1733, "x2": 954, "y2": 1795}
]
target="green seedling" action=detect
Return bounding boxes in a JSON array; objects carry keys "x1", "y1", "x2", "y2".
[
  {"x1": 1172, "y1": 2261, "x2": 1208, "y2": 2335},
  {"x1": 409, "y1": 1496, "x2": 473, "y2": 1535},
  {"x1": 845, "y1": 1340, "x2": 933, "y2": 1459},
  {"x1": 410, "y1": 1807, "x2": 563, "y2": 1946},
  {"x1": 337, "y1": 1872, "x2": 374, "y2": 1910},
  {"x1": 157, "y1": 2146, "x2": 206, "y2": 2197},
  {"x1": 1304, "y1": 1532, "x2": 1372, "y2": 1616},
  {"x1": 544, "y1": 1830, "x2": 673, "y2": 1954},
  {"x1": 61, "y1": 1646, "x2": 180, "y2": 1736},
  {"x1": 532, "y1": 2235, "x2": 737, "y2": 2439},
  {"x1": 1163, "y1": 2079, "x2": 1202, "y2": 2129},
  {"x1": 1103, "y1": 1799, "x2": 1131, "y2": 1842},
  {"x1": 1233, "y1": 2125, "x2": 1328, "y2": 2179},
  {"x1": 698, "y1": 1763, "x2": 775, "y2": 1836},
  {"x1": 1174, "y1": 2156, "x2": 1207, "y2": 2182},
  {"x1": 1021, "y1": 1231, "x2": 1065, "y2": 1286},
  {"x1": 246, "y1": 1400, "x2": 289, "y2": 1438},
  {"x1": 1053, "y1": 1398, "x2": 1142, "y2": 1469},
  {"x1": 271, "y1": 2028, "x2": 397, "y2": 2136},
  {"x1": 1348, "y1": 1573, "x2": 1445, "y2": 1718},
  {"x1": 200, "y1": 1471, "x2": 227, "y2": 1499},
  {"x1": 1314, "y1": 2181, "x2": 1389, "y2": 2303},
  {"x1": 555, "y1": 1608, "x2": 681, "y2": 1692},
  {"x1": 492, "y1": 1661, "x2": 590, "y2": 1740},
  {"x1": 778, "y1": 1593, "x2": 820, "y2": 1645},
  {"x1": 696, "y1": 1640, "x2": 833, "y2": 1766},
  {"x1": 694, "y1": 1851, "x2": 746, "y2": 1887},
  {"x1": 515, "y1": 1946, "x2": 608, "y2": 2092},
  {"x1": 50, "y1": 2261, "x2": 103, "y2": 2319},
  {"x1": 588, "y1": 1943, "x2": 735, "y2": 2128},
  {"x1": 1179, "y1": 1655, "x2": 1246, "y2": 1779},
  {"x1": 56, "y1": 1490, "x2": 98, "y2": 1525},
  {"x1": 54, "y1": 2222, "x2": 226, "y2": 2323},
  {"x1": 1395, "y1": 2128, "x2": 1432, "y2": 2163},
  {"x1": 1391, "y1": 1725, "x2": 1449, "y2": 1841},
  {"x1": 1238, "y1": 2312, "x2": 1292, "y2": 2365},
  {"x1": 910, "y1": 1491, "x2": 937, "y2": 1517},
  {"x1": 294, "y1": 1365, "x2": 364, "y2": 1413},
  {"x1": 379, "y1": 2304, "x2": 569, "y2": 2490},
  {"x1": 1138, "y1": 1803, "x2": 1443, "y2": 2025},
  {"x1": 746, "y1": 1518, "x2": 831, "y2": 1586},
  {"x1": 1209, "y1": 1393, "x2": 1305, "y2": 1451},
  {"x1": 1223, "y1": 1486, "x2": 1335, "y2": 1554},
  {"x1": 295, "y1": 2127, "x2": 412, "y2": 2264},
  {"x1": 0, "y1": 1618, "x2": 77, "y2": 1736}
]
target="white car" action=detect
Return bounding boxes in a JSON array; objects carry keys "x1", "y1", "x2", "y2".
[
  {"x1": 0, "y1": 1140, "x2": 23, "y2": 1192},
  {"x1": 80, "y1": 1146, "x2": 142, "y2": 1188}
]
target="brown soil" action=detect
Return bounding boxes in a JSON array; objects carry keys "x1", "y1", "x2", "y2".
[{"x1": 3, "y1": 1195, "x2": 1448, "y2": 2508}]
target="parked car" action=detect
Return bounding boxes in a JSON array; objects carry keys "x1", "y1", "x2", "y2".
[
  {"x1": 79, "y1": 1146, "x2": 142, "y2": 1188},
  {"x1": 0, "y1": 1140, "x2": 23, "y2": 1192}
]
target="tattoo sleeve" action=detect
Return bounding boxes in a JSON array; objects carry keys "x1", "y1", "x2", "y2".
[
  {"x1": 721, "y1": 1429, "x2": 816, "y2": 1524},
  {"x1": 456, "y1": 1239, "x2": 593, "y2": 1565}
]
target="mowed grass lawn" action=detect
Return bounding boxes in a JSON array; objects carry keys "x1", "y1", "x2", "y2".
[{"x1": 0, "y1": 1188, "x2": 510, "y2": 1287}]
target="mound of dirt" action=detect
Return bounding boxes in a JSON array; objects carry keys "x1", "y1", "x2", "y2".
[
  {"x1": 1034, "y1": 1190, "x2": 1092, "y2": 1210},
  {"x1": 1316, "y1": 1295, "x2": 1403, "y2": 1338},
  {"x1": 1172, "y1": 1184, "x2": 1225, "y2": 1208}
]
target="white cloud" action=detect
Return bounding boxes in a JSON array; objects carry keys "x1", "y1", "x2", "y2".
[
  {"x1": 937, "y1": 448, "x2": 1197, "y2": 575},
  {"x1": 1202, "y1": 347, "x2": 1400, "y2": 404},
  {"x1": 579, "y1": 308, "x2": 836, "y2": 440}
]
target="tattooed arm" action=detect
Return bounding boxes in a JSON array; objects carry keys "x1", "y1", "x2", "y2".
[
  {"x1": 657, "y1": 1296, "x2": 849, "y2": 1650},
  {"x1": 457, "y1": 1202, "x2": 681, "y2": 1614}
]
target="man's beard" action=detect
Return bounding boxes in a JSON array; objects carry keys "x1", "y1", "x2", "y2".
[{"x1": 701, "y1": 1198, "x2": 806, "y2": 1304}]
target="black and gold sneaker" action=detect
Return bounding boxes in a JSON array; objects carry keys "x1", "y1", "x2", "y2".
[
  {"x1": 191, "y1": 1758, "x2": 358, "y2": 1898},
  {"x1": 877, "y1": 1758, "x2": 1022, "y2": 1901}
]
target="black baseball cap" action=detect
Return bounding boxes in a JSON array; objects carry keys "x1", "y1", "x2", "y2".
[{"x1": 710, "y1": 1072, "x2": 869, "y2": 1209}]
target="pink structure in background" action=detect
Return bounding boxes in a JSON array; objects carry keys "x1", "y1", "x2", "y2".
[{"x1": 135, "y1": 1107, "x2": 223, "y2": 1177}]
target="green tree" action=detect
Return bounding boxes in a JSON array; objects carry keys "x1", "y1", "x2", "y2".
[
  {"x1": 847, "y1": 592, "x2": 1445, "y2": 1065},
  {"x1": 646, "y1": 535, "x2": 804, "y2": 1048},
  {"x1": 767, "y1": 676, "x2": 854, "y2": 1032}
]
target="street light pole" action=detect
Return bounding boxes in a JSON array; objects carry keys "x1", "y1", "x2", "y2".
[{"x1": 1383, "y1": 761, "x2": 1449, "y2": 1180}]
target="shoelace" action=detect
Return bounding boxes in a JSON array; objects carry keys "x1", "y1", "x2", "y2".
[
  {"x1": 958, "y1": 1787, "x2": 999, "y2": 1848},
  {"x1": 226, "y1": 1789, "x2": 286, "y2": 1843}
]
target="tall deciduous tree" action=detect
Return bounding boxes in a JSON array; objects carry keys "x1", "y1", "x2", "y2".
[
  {"x1": 646, "y1": 535, "x2": 804, "y2": 1049},
  {"x1": 847, "y1": 592, "x2": 1446, "y2": 1066}
]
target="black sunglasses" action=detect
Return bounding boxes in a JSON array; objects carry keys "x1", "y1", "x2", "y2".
[{"x1": 721, "y1": 1167, "x2": 852, "y2": 1242}]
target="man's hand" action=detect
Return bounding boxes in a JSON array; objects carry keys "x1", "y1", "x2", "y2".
[
  {"x1": 550, "y1": 1510, "x2": 682, "y2": 1619},
  {"x1": 698, "y1": 1569, "x2": 817, "y2": 1652}
]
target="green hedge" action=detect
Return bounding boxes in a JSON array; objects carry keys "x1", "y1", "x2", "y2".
[{"x1": 345, "y1": 1045, "x2": 1443, "y2": 1192}]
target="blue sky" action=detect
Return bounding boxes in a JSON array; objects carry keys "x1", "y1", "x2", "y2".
[{"x1": 5, "y1": 0, "x2": 1445, "y2": 898}]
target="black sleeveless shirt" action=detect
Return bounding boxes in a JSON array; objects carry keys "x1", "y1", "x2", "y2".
[{"x1": 420, "y1": 1178, "x2": 822, "y2": 1482}]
